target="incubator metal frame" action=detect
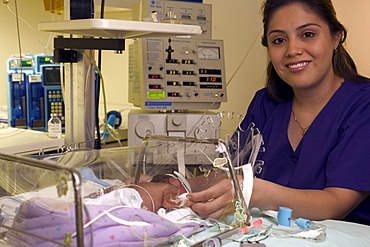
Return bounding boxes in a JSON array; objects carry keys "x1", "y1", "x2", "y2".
[
  {"x1": 0, "y1": 152, "x2": 85, "y2": 246},
  {"x1": 0, "y1": 135, "x2": 251, "y2": 246}
]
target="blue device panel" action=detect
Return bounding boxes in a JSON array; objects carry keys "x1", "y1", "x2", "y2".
[
  {"x1": 7, "y1": 54, "x2": 54, "y2": 130},
  {"x1": 8, "y1": 73, "x2": 27, "y2": 128},
  {"x1": 34, "y1": 55, "x2": 53, "y2": 73},
  {"x1": 41, "y1": 64, "x2": 65, "y2": 131},
  {"x1": 26, "y1": 74, "x2": 45, "y2": 130},
  {"x1": 7, "y1": 55, "x2": 34, "y2": 72}
]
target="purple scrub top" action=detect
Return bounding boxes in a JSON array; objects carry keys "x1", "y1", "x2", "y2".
[{"x1": 238, "y1": 80, "x2": 370, "y2": 225}]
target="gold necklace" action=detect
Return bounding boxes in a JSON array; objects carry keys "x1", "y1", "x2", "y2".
[{"x1": 291, "y1": 109, "x2": 310, "y2": 136}]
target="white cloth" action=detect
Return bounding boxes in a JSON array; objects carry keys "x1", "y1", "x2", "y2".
[
  {"x1": 84, "y1": 188, "x2": 143, "y2": 209},
  {"x1": 157, "y1": 207, "x2": 204, "y2": 225}
]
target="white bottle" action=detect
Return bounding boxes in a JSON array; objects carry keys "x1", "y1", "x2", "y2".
[{"x1": 48, "y1": 113, "x2": 62, "y2": 138}]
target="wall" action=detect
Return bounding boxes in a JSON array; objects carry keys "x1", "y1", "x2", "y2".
[
  {"x1": 0, "y1": 0, "x2": 369, "y2": 136},
  {"x1": 206, "y1": 0, "x2": 370, "y2": 135},
  {"x1": 0, "y1": 0, "x2": 53, "y2": 105},
  {"x1": 334, "y1": 1, "x2": 370, "y2": 77},
  {"x1": 204, "y1": 0, "x2": 266, "y2": 135}
]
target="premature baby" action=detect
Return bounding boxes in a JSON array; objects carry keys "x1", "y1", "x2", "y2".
[
  {"x1": 6, "y1": 173, "x2": 202, "y2": 247},
  {"x1": 84, "y1": 173, "x2": 192, "y2": 212}
]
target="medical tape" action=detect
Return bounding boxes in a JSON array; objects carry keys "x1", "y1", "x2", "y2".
[
  {"x1": 177, "y1": 144, "x2": 186, "y2": 177},
  {"x1": 249, "y1": 133, "x2": 263, "y2": 167},
  {"x1": 242, "y1": 163, "x2": 253, "y2": 207},
  {"x1": 173, "y1": 171, "x2": 192, "y2": 193},
  {"x1": 174, "y1": 193, "x2": 189, "y2": 207}
]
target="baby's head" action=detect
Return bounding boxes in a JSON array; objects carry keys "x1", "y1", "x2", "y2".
[
  {"x1": 150, "y1": 174, "x2": 189, "y2": 194},
  {"x1": 134, "y1": 181, "x2": 189, "y2": 212}
]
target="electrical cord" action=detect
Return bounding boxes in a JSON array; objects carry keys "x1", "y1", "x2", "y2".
[
  {"x1": 186, "y1": 27, "x2": 263, "y2": 138},
  {"x1": 13, "y1": 0, "x2": 23, "y2": 81},
  {"x1": 94, "y1": 0, "x2": 107, "y2": 149},
  {"x1": 5, "y1": 2, "x2": 54, "y2": 54}
]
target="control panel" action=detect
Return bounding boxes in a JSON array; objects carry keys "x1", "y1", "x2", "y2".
[
  {"x1": 41, "y1": 64, "x2": 65, "y2": 131},
  {"x1": 129, "y1": 37, "x2": 227, "y2": 111}
]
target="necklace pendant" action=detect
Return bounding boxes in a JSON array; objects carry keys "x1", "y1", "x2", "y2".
[
  {"x1": 292, "y1": 109, "x2": 310, "y2": 136},
  {"x1": 301, "y1": 127, "x2": 309, "y2": 136}
]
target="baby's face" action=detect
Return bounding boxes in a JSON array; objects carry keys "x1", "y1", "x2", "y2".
[
  {"x1": 150, "y1": 175, "x2": 188, "y2": 194},
  {"x1": 159, "y1": 182, "x2": 190, "y2": 209},
  {"x1": 136, "y1": 181, "x2": 189, "y2": 211}
]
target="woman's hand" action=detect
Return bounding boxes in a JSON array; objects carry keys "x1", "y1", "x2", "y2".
[{"x1": 187, "y1": 178, "x2": 235, "y2": 219}]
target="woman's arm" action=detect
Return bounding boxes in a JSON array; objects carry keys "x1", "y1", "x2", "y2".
[
  {"x1": 188, "y1": 177, "x2": 370, "y2": 220},
  {"x1": 251, "y1": 178, "x2": 369, "y2": 220},
  {"x1": 186, "y1": 170, "x2": 228, "y2": 192}
]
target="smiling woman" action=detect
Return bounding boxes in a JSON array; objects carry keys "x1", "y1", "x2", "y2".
[
  {"x1": 267, "y1": 4, "x2": 342, "y2": 95},
  {"x1": 187, "y1": 0, "x2": 370, "y2": 226}
]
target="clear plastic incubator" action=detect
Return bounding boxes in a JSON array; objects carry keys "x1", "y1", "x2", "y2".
[{"x1": 0, "y1": 134, "x2": 253, "y2": 247}]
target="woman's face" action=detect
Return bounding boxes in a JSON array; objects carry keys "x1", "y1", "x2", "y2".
[{"x1": 266, "y1": 3, "x2": 341, "y2": 92}]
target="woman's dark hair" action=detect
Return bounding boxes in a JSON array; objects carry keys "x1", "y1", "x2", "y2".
[{"x1": 261, "y1": 0, "x2": 368, "y2": 102}]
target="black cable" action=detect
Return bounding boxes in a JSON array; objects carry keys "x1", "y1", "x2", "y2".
[
  {"x1": 94, "y1": 57, "x2": 102, "y2": 149},
  {"x1": 94, "y1": 0, "x2": 106, "y2": 149},
  {"x1": 100, "y1": 0, "x2": 106, "y2": 18}
]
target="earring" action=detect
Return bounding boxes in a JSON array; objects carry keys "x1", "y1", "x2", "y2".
[{"x1": 333, "y1": 48, "x2": 338, "y2": 54}]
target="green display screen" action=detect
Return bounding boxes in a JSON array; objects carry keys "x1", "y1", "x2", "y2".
[
  {"x1": 38, "y1": 56, "x2": 52, "y2": 64},
  {"x1": 147, "y1": 91, "x2": 165, "y2": 99},
  {"x1": 21, "y1": 60, "x2": 33, "y2": 67}
]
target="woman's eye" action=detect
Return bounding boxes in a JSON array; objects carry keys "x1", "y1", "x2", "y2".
[
  {"x1": 302, "y1": 32, "x2": 315, "y2": 38},
  {"x1": 272, "y1": 38, "x2": 285, "y2": 44}
]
